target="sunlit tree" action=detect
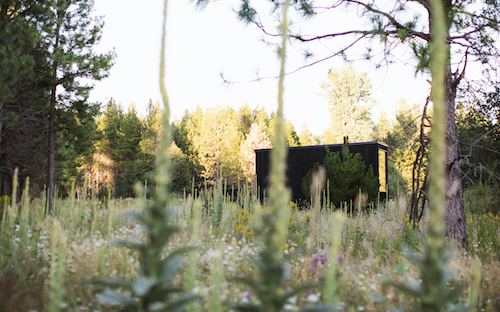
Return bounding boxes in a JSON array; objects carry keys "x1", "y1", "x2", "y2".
[
  {"x1": 240, "y1": 122, "x2": 272, "y2": 188},
  {"x1": 320, "y1": 67, "x2": 375, "y2": 144},
  {"x1": 194, "y1": 105, "x2": 243, "y2": 187}
]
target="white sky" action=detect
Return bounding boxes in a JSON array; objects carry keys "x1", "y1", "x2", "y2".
[{"x1": 89, "y1": 0, "x2": 433, "y2": 136}]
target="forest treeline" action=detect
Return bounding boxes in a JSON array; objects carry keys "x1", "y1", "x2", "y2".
[
  {"x1": 1, "y1": 0, "x2": 498, "y2": 201},
  {"x1": 3, "y1": 89, "x2": 498, "y2": 201}
]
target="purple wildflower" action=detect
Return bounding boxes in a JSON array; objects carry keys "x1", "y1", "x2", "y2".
[
  {"x1": 338, "y1": 250, "x2": 344, "y2": 263},
  {"x1": 321, "y1": 246, "x2": 329, "y2": 264},
  {"x1": 310, "y1": 253, "x2": 320, "y2": 275},
  {"x1": 242, "y1": 290, "x2": 252, "y2": 303}
]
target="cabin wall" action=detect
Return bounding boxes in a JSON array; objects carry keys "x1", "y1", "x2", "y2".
[{"x1": 255, "y1": 142, "x2": 388, "y2": 202}]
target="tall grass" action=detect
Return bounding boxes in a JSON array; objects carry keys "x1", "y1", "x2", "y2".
[{"x1": 1, "y1": 0, "x2": 500, "y2": 311}]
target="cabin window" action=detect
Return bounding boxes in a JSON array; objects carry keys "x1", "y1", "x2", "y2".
[{"x1": 379, "y1": 149, "x2": 387, "y2": 192}]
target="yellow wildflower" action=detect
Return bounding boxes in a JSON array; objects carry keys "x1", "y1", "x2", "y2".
[{"x1": 236, "y1": 224, "x2": 245, "y2": 232}]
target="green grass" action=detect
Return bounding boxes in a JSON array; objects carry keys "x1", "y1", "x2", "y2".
[{"x1": 0, "y1": 191, "x2": 499, "y2": 311}]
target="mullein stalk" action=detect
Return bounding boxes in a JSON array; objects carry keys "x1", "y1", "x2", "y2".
[
  {"x1": 467, "y1": 260, "x2": 481, "y2": 308},
  {"x1": 4, "y1": 168, "x2": 19, "y2": 265},
  {"x1": 418, "y1": 1, "x2": 447, "y2": 309},
  {"x1": 48, "y1": 220, "x2": 66, "y2": 312},
  {"x1": 324, "y1": 212, "x2": 345, "y2": 306},
  {"x1": 19, "y1": 177, "x2": 30, "y2": 259},
  {"x1": 67, "y1": 181, "x2": 76, "y2": 239},
  {"x1": 209, "y1": 240, "x2": 224, "y2": 312},
  {"x1": 186, "y1": 199, "x2": 203, "y2": 312},
  {"x1": 79, "y1": 175, "x2": 88, "y2": 229},
  {"x1": 385, "y1": 2, "x2": 466, "y2": 311},
  {"x1": 266, "y1": 0, "x2": 291, "y2": 261}
]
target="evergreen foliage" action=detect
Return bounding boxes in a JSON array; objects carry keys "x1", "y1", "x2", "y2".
[
  {"x1": 319, "y1": 67, "x2": 375, "y2": 144},
  {"x1": 302, "y1": 138, "x2": 379, "y2": 207}
]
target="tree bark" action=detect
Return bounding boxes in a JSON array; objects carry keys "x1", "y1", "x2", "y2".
[
  {"x1": 47, "y1": 85, "x2": 56, "y2": 214},
  {"x1": 444, "y1": 70, "x2": 468, "y2": 250},
  {"x1": 1, "y1": 171, "x2": 9, "y2": 196}
]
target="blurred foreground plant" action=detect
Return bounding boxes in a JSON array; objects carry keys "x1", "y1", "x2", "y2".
[
  {"x1": 229, "y1": 3, "x2": 337, "y2": 312},
  {"x1": 381, "y1": 1, "x2": 473, "y2": 311},
  {"x1": 93, "y1": 1, "x2": 200, "y2": 310}
]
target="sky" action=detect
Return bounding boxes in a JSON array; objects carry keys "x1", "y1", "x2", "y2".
[{"x1": 88, "y1": 0, "x2": 433, "y2": 136}]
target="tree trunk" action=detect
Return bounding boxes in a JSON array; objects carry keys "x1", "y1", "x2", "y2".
[
  {"x1": 444, "y1": 70, "x2": 468, "y2": 250},
  {"x1": 47, "y1": 85, "x2": 56, "y2": 214},
  {"x1": 1, "y1": 171, "x2": 9, "y2": 196}
]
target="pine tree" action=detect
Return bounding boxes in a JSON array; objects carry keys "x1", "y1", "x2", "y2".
[
  {"x1": 194, "y1": 105, "x2": 243, "y2": 187},
  {"x1": 43, "y1": 0, "x2": 114, "y2": 213},
  {"x1": 375, "y1": 111, "x2": 390, "y2": 144},
  {"x1": 0, "y1": 1, "x2": 50, "y2": 195},
  {"x1": 302, "y1": 138, "x2": 379, "y2": 207},
  {"x1": 387, "y1": 99, "x2": 421, "y2": 185},
  {"x1": 320, "y1": 67, "x2": 375, "y2": 144},
  {"x1": 298, "y1": 122, "x2": 321, "y2": 146}
]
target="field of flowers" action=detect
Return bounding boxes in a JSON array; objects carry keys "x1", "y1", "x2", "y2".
[
  {"x1": 1, "y1": 1, "x2": 499, "y2": 311},
  {"x1": 1, "y1": 186, "x2": 499, "y2": 312}
]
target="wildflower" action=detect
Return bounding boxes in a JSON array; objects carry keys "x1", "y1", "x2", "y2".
[
  {"x1": 322, "y1": 246, "x2": 329, "y2": 265},
  {"x1": 306, "y1": 294, "x2": 319, "y2": 303},
  {"x1": 334, "y1": 212, "x2": 345, "y2": 223},
  {"x1": 338, "y1": 250, "x2": 344, "y2": 263},
  {"x1": 241, "y1": 290, "x2": 252, "y2": 303},
  {"x1": 236, "y1": 224, "x2": 245, "y2": 232},
  {"x1": 310, "y1": 254, "x2": 320, "y2": 275}
]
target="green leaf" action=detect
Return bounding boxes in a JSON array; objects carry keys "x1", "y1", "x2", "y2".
[
  {"x1": 367, "y1": 293, "x2": 387, "y2": 303},
  {"x1": 112, "y1": 239, "x2": 144, "y2": 249},
  {"x1": 160, "y1": 254, "x2": 183, "y2": 283},
  {"x1": 96, "y1": 289, "x2": 135, "y2": 306},
  {"x1": 298, "y1": 305, "x2": 343, "y2": 311},
  {"x1": 229, "y1": 302, "x2": 263, "y2": 312},
  {"x1": 123, "y1": 212, "x2": 145, "y2": 223},
  {"x1": 163, "y1": 293, "x2": 203, "y2": 312},
  {"x1": 132, "y1": 276, "x2": 157, "y2": 296},
  {"x1": 87, "y1": 278, "x2": 131, "y2": 290}
]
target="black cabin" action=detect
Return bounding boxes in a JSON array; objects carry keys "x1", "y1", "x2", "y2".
[{"x1": 255, "y1": 141, "x2": 388, "y2": 202}]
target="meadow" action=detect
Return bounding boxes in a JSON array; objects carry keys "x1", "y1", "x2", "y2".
[
  {"x1": 1, "y1": 0, "x2": 499, "y2": 311},
  {"x1": 0, "y1": 182, "x2": 499, "y2": 312}
]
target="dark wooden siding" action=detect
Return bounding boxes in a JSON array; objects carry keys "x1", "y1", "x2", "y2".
[{"x1": 255, "y1": 142, "x2": 388, "y2": 201}]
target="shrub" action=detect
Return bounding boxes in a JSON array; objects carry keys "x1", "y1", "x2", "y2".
[{"x1": 302, "y1": 138, "x2": 379, "y2": 208}]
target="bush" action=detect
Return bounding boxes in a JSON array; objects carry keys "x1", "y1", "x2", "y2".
[
  {"x1": 302, "y1": 139, "x2": 379, "y2": 208},
  {"x1": 387, "y1": 159, "x2": 408, "y2": 199}
]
